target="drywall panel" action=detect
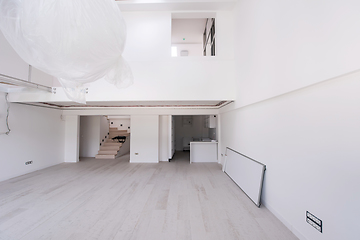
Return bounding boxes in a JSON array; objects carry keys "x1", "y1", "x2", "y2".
[
  {"x1": 224, "y1": 147, "x2": 266, "y2": 207},
  {"x1": 79, "y1": 116, "x2": 100, "y2": 158},
  {"x1": 233, "y1": 0, "x2": 360, "y2": 108},
  {"x1": 130, "y1": 115, "x2": 159, "y2": 163},
  {"x1": 0, "y1": 94, "x2": 65, "y2": 182},
  {"x1": 220, "y1": 71, "x2": 360, "y2": 240},
  {"x1": 64, "y1": 115, "x2": 80, "y2": 163}
]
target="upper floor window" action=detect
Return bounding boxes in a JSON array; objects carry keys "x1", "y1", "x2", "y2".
[{"x1": 171, "y1": 13, "x2": 216, "y2": 57}]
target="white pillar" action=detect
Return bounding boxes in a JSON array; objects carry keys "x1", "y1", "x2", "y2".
[
  {"x1": 64, "y1": 115, "x2": 80, "y2": 162},
  {"x1": 130, "y1": 115, "x2": 159, "y2": 163}
]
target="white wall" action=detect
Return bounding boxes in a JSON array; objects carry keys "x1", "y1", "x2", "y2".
[
  {"x1": 100, "y1": 116, "x2": 109, "y2": 142},
  {"x1": 159, "y1": 115, "x2": 170, "y2": 162},
  {"x1": 219, "y1": 1, "x2": 360, "y2": 239},
  {"x1": 110, "y1": 118, "x2": 130, "y2": 131},
  {"x1": 79, "y1": 116, "x2": 100, "y2": 158},
  {"x1": 209, "y1": 128, "x2": 216, "y2": 140},
  {"x1": 220, "y1": 72, "x2": 360, "y2": 240},
  {"x1": 171, "y1": 18, "x2": 206, "y2": 44},
  {"x1": 0, "y1": 93, "x2": 65, "y2": 182},
  {"x1": 0, "y1": 30, "x2": 55, "y2": 87},
  {"x1": 8, "y1": 10, "x2": 236, "y2": 103},
  {"x1": 170, "y1": 116, "x2": 175, "y2": 159},
  {"x1": 174, "y1": 115, "x2": 209, "y2": 151},
  {"x1": 172, "y1": 43, "x2": 203, "y2": 57},
  {"x1": 30, "y1": 66, "x2": 55, "y2": 87},
  {"x1": 130, "y1": 115, "x2": 159, "y2": 163},
  {"x1": 116, "y1": 136, "x2": 131, "y2": 158},
  {"x1": 0, "y1": 31, "x2": 29, "y2": 81},
  {"x1": 232, "y1": 0, "x2": 360, "y2": 109},
  {"x1": 64, "y1": 115, "x2": 80, "y2": 163}
]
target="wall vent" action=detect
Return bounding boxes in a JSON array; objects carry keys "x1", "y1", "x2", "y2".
[{"x1": 306, "y1": 211, "x2": 322, "y2": 233}]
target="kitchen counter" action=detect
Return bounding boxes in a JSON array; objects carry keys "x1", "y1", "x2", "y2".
[{"x1": 190, "y1": 141, "x2": 218, "y2": 163}]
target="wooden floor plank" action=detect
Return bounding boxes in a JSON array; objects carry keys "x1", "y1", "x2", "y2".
[{"x1": 0, "y1": 152, "x2": 298, "y2": 240}]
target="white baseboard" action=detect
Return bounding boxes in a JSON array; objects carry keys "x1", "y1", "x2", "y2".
[{"x1": 262, "y1": 199, "x2": 307, "y2": 240}]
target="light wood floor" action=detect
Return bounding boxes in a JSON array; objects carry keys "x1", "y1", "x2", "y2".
[{"x1": 0, "y1": 152, "x2": 298, "y2": 240}]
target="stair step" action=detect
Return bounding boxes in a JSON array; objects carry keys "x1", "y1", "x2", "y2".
[
  {"x1": 109, "y1": 133, "x2": 129, "y2": 137},
  {"x1": 98, "y1": 150, "x2": 118, "y2": 155},
  {"x1": 109, "y1": 130, "x2": 128, "y2": 134},
  {"x1": 103, "y1": 142, "x2": 122, "y2": 147},
  {"x1": 95, "y1": 154, "x2": 116, "y2": 159},
  {"x1": 100, "y1": 146, "x2": 120, "y2": 151}
]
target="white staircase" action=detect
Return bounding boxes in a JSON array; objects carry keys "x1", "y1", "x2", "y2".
[{"x1": 95, "y1": 128, "x2": 129, "y2": 159}]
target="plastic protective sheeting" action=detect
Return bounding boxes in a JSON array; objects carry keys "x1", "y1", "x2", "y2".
[{"x1": 0, "y1": 0, "x2": 133, "y2": 103}]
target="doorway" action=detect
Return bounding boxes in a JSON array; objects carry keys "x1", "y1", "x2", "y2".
[{"x1": 172, "y1": 115, "x2": 217, "y2": 162}]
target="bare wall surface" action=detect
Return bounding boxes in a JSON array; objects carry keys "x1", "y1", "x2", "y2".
[
  {"x1": 232, "y1": 0, "x2": 360, "y2": 108},
  {"x1": 64, "y1": 115, "x2": 80, "y2": 162},
  {"x1": 8, "y1": 10, "x2": 236, "y2": 103},
  {"x1": 159, "y1": 115, "x2": 170, "y2": 161},
  {"x1": 220, "y1": 68, "x2": 360, "y2": 240},
  {"x1": 79, "y1": 116, "x2": 100, "y2": 158},
  {"x1": 0, "y1": 94, "x2": 65, "y2": 182},
  {"x1": 100, "y1": 116, "x2": 109, "y2": 143},
  {"x1": 219, "y1": 1, "x2": 360, "y2": 238},
  {"x1": 130, "y1": 115, "x2": 159, "y2": 163},
  {"x1": 110, "y1": 118, "x2": 130, "y2": 131}
]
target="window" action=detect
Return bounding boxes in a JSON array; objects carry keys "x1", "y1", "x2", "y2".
[
  {"x1": 203, "y1": 18, "x2": 215, "y2": 56},
  {"x1": 171, "y1": 46, "x2": 178, "y2": 57},
  {"x1": 171, "y1": 13, "x2": 216, "y2": 57}
]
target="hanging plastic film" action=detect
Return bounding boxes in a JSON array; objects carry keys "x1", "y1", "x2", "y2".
[{"x1": 0, "y1": 0, "x2": 133, "y2": 103}]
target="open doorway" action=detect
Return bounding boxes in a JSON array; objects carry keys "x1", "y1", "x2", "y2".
[
  {"x1": 171, "y1": 13, "x2": 216, "y2": 57},
  {"x1": 172, "y1": 115, "x2": 218, "y2": 163},
  {"x1": 79, "y1": 115, "x2": 130, "y2": 160}
]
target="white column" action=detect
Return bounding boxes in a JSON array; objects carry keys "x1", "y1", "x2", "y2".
[
  {"x1": 64, "y1": 115, "x2": 80, "y2": 162},
  {"x1": 130, "y1": 115, "x2": 159, "y2": 163},
  {"x1": 159, "y1": 115, "x2": 170, "y2": 162}
]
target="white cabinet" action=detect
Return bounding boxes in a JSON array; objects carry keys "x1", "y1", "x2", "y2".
[
  {"x1": 0, "y1": 31, "x2": 29, "y2": 81},
  {"x1": 190, "y1": 142, "x2": 218, "y2": 163},
  {"x1": 205, "y1": 115, "x2": 217, "y2": 128}
]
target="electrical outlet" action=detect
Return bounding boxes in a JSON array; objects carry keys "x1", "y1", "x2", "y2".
[
  {"x1": 25, "y1": 161, "x2": 33, "y2": 165},
  {"x1": 306, "y1": 211, "x2": 322, "y2": 233}
]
